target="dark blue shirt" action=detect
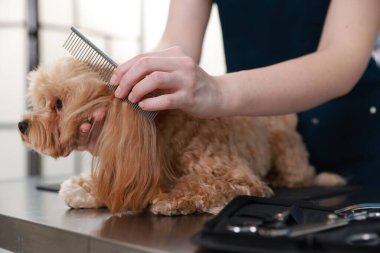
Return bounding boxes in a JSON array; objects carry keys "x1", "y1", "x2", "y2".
[{"x1": 214, "y1": 0, "x2": 380, "y2": 185}]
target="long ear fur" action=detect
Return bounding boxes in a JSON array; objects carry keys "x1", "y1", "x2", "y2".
[{"x1": 93, "y1": 100, "x2": 170, "y2": 212}]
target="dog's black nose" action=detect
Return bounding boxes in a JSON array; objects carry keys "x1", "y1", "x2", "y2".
[{"x1": 18, "y1": 120, "x2": 29, "y2": 134}]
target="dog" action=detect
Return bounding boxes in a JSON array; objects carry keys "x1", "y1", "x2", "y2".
[{"x1": 18, "y1": 57, "x2": 345, "y2": 215}]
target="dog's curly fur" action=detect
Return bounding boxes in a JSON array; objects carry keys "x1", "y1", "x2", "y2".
[{"x1": 19, "y1": 58, "x2": 345, "y2": 215}]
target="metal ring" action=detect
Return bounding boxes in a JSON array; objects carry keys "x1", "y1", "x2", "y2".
[
  {"x1": 346, "y1": 233, "x2": 380, "y2": 246},
  {"x1": 226, "y1": 225, "x2": 257, "y2": 233}
]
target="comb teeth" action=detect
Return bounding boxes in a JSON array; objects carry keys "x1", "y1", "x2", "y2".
[{"x1": 63, "y1": 27, "x2": 158, "y2": 121}]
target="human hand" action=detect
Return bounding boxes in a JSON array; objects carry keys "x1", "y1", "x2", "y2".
[
  {"x1": 111, "y1": 46, "x2": 225, "y2": 118},
  {"x1": 77, "y1": 108, "x2": 105, "y2": 155}
]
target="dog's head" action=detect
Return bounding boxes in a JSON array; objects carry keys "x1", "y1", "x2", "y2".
[
  {"x1": 19, "y1": 57, "x2": 111, "y2": 157},
  {"x1": 19, "y1": 57, "x2": 173, "y2": 212}
]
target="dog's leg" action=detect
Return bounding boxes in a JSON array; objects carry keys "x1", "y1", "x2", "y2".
[
  {"x1": 266, "y1": 126, "x2": 345, "y2": 187},
  {"x1": 151, "y1": 167, "x2": 273, "y2": 216},
  {"x1": 59, "y1": 172, "x2": 104, "y2": 209},
  {"x1": 266, "y1": 127, "x2": 317, "y2": 188}
]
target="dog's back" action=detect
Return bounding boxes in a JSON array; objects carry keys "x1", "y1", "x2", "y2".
[{"x1": 155, "y1": 110, "x2": 299, "y2": 181}]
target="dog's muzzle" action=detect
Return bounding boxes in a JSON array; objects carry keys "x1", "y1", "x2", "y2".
[{"x1": 18, "y1": 120, "x2": 29, "y2": 134}]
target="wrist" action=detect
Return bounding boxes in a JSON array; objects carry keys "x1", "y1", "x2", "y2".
[{"x1": 213, "y1": 74, "x2": 242, "y2": 117}]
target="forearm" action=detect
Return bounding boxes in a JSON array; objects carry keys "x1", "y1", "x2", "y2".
[
  {"x1": 217, "y1": 49, "x2": 372, "y2": 117},
  {"x1": 152, "y1": 0, "x2": 212, "y2": 63},
  {"x1": 112, "y1": 0, "x2": 380, "y2": 119},
  {"x1": 153, "y1": 29, "x2": 204, "y2": 64},
  {"x1": 218, "y1": 0, "x2": 380, "y2": 117}
]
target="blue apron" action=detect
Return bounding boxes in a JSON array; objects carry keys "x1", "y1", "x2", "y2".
[{"x1": 214, "y1": 0, "x2": 380, "y2": 185}]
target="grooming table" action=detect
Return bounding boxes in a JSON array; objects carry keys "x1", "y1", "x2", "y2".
[
  {"x1": 0, "y1": 177, "x2": 377, "y2": 253},
  {"x1": 0, "y1": 177, "x2": 210, "y2": 253}
]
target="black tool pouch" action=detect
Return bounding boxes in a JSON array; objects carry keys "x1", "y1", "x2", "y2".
[{"x1": 193, "y1": 186, "x2": 380, "y2": 253}]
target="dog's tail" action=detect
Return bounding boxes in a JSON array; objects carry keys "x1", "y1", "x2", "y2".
[{"x1": 313, "y1": 172, "x2": 346, "y2": 187}]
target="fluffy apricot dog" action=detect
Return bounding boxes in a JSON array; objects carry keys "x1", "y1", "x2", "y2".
[{"x1": 19, "y1": 58, "x2": 344, "y2": 215}]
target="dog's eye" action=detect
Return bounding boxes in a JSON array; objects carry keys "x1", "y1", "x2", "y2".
[{"x1": 55, "y1": 99, "x2": 63, "y2": 110}]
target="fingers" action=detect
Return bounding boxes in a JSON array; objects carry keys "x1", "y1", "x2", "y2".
[
  {"x1": 128, "y1": 71, "x2": 179, "y2": 103},
  {"x1": 77, "y1": 108, "x2": 106, "y2": 151},
  {"x1": 110, "y1": 46, "x2": 185, "y2": 85},
  {"x1": 77, "y1": 122, "x2": 91, "y2": 151},
  {"x1": 91, "y1": 109, "x2": 106, "y2": 122},
  {"x1": 115, "y1": 57, "x2": 185, "y2": 99},
  {"x1": 139, "y1": 93, "x2": 182, "y2": 111},
  {"x1": 80, "y1": 122, "x2": 92, "y2": 133},
  {"x1": 109, "y1": 46, "x2": 197, "y2": 113}
]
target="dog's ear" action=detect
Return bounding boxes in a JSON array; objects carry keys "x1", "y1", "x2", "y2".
[
  {"x1": 25, "y1": 60, "x2": 65, "y2": 109},
  {"x1": 25, "y1": 57, "x2": 96, "y2": 109},
  {"x1": 26, "y1": 64, "x2": 57, "y2": 109},
  {"x1": 93, "y1": 101, "x2": 169, "y2": 212}
]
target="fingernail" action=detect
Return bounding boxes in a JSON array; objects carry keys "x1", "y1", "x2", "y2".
[
  {"x1": 110, "y1": 74, "x2": 117, "y2": 84},
  {"x1": 115, "y1": 87, "x2": 122, "y2": 97},
  {"x1": 128, "y1": 92, "x2": 134, "y2": 102},
  {"x1": 138, "y1": 101, "x2": 145, "y2": 108}
]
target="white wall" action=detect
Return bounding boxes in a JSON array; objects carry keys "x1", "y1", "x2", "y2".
[
  {"x1": 142, "y1": 0, "x2": 225, "y2": 74},
  {"x1": 0, "y1": 0, "x2": 27, "y2": 181},
  {"x1": 0, "y1": 0, "x2": 225, "y2": 180}
]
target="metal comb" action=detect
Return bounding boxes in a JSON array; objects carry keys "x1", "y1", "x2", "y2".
[{"x1": 63, "y1": 26, "x2": 158, "y2": 121}]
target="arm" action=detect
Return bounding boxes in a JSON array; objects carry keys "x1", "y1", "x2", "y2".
[
  {"x1": 154, "y1": 0, "x2": 213, "y2": 63},
  {"x1": 110, "y1": 0, "x2": 214, "y2": 108},
  {"x1": 114, "y1": 0, "x2": 380, "y2": 118},
  {"x1": 218, "y1": 0, "x2": 380, "y2": 116}
]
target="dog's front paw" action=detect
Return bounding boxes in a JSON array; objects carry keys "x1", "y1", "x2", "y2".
[
  {"x1": 59, "y1": 175, "x2": 102, "y2": 209},
  {"x1": 150, "y1": 197, "x2": 187, "y2": 216},
  {"x1": 151, "y1": 193, "x2": 207, "y2": 216}
]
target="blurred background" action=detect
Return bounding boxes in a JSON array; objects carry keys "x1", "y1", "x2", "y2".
[
  {"x1": 0, "y1": 0, "x2": 225, "y2": 181},
  {"x1": 0, "y1": 0, "x2": 379, "y2": 182}
]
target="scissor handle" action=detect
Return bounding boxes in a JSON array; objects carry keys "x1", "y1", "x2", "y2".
[{"x1": 335, "y1": 203, "x2": 380, "y2": 215}]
